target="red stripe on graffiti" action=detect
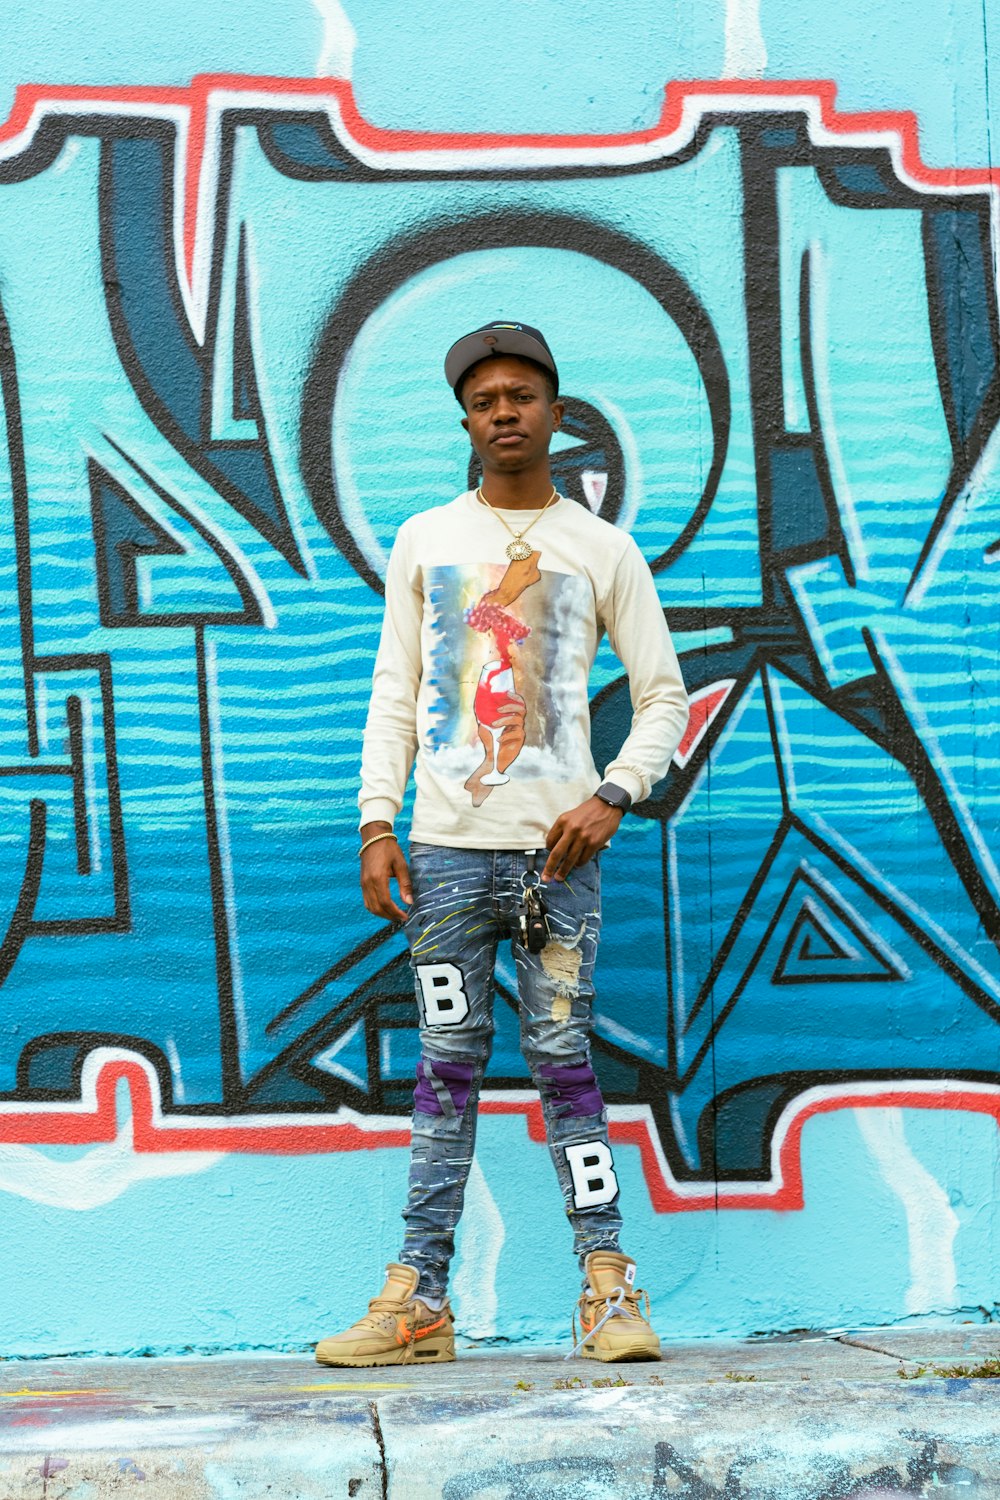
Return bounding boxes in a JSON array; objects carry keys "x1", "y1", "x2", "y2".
[
  {"x1": 0, "y1": 1061, "x2": 410, "y2": 1153},
  {"x1": 1, "y1": 1060, "x2": 998, "y2": 1210},
  {"x1": 0, "y1": 77, "x2": 996, "y2": 288}
]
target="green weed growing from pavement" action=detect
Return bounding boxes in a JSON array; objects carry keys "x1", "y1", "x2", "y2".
[
  {"x1": 934, "y1": 1356, "x2": 1000, "y2": 1378},
  {"x1": 899, "y1": 1355, "x2": 1000, "y2": 1380}
]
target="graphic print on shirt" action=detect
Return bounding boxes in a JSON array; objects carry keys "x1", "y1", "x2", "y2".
[
  {"x1": 464, "y1": 552, "x2": 538, "y2": 805},
  {"x1": 423, "y1": 555, "x2": 591, "y2": 805}
]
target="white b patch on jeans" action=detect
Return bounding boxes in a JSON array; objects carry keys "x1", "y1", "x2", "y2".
[
  {"x1": 416, "y1": 962, "x2": 470, "y2": 1026},
  {"x1": 564, "y1": 1140, "x2": 619, "y2": 1209}
]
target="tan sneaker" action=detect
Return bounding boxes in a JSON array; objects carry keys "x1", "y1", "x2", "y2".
[
  {"x1": 315, "y1": 1263, "x2": 455, "y2": 1367},
  {"x1": 572, "y1": 1251, "x2": 662, "y2": 1362}
]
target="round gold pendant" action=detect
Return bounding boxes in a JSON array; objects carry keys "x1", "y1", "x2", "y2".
[{"x1": 506, "y1": 539, "x2": 532, "y2": 562}]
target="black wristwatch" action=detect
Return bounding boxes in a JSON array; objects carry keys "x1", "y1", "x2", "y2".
[{"x1": 594, "y1": 781, "x2": 632, "y2": 813}]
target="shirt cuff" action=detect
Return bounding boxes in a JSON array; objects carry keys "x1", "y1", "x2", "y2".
[
  {"x1": 358, "y1": 798, "x2": 398, "y2": 831},
  {"x1": 600, "y1": 768, "x2": 646, "y2": 805}
]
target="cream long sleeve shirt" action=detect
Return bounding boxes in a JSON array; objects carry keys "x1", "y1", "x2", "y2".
[{"x1": 358, "y1": 491, "x2": 689, "y2": 850}]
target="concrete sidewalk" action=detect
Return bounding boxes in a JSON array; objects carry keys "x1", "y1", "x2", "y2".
[{"x1": 1, "y1": 1328, "x2": 998, "y2": 1499}]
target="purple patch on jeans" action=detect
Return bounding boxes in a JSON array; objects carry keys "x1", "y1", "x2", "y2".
[
  {"x1": 414, "y1": 1057, "x2": 475, "y2": 1117},
  {"x1": 539, "y1": 1061, "x2": 605, "y2": 1118}
]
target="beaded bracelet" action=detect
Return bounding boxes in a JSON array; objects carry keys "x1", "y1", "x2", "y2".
[{"x1": 358, "y1": 831, "x2": 398, "y2": 857}]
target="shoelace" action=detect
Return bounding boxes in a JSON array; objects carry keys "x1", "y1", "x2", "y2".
[
  {"x1": 361, "y1": 1294, "x2": 408, "y2": 1327},
  {"x1": 566, "y1": 1285, "x2": 630, "y2": 1361},
  {"x1": 363, "y1": 1295, "x2": 445, "y2": 1364},
  {"x1": 357, "y1": 1295, "x2": 415, "y2": 1360}
]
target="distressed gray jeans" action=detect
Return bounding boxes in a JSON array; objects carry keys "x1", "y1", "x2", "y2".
[{"x1": 399, "y1": 842, "x2": 623, "y2": 1300}]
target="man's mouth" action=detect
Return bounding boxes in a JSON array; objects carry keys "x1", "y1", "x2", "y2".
[{"x1": 492, "y1": 432, "x2": 527, "y2": 445}]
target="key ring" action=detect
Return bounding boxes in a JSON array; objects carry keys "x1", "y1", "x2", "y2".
[{"x1": 520, "y1": 848, "x2": 541, "y2": 895}]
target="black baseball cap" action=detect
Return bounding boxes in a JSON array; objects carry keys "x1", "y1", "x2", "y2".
[{"x1": 444, "y1": 320, "x2": 559, "y2": 398}]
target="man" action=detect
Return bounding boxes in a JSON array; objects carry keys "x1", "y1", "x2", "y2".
[{"x1": 315, "y1": 321, "x2": 689, "y2": 1367}]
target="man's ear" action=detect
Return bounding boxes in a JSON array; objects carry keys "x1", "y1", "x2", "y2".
[
  {"x1": 461, "y1": 416, "x2": 470, "y2": 434},
  {"x1": 551, "y1": 399, "x2": 565, "y2": 432}
]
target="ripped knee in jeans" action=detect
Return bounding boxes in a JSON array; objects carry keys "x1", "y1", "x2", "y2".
[{"x1": 539, "y1": 921, "x2": 586, "y2": 1022}]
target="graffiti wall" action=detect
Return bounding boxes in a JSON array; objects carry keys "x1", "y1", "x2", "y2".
[{"x1": 3, "y1": 0, "x2": 1000, "y2": 1355}]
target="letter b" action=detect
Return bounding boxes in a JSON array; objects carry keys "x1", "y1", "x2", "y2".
[
  {"x1": 565, "y1": 1140, "x2": 619, "y2": 1209},
  {"x1": 415, "y1": 962, "x2": 470, "y2": 1026}
]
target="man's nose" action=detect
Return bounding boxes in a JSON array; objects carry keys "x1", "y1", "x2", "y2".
[{"x1": 492, "y1": 397, "x2": 518, "y2": 423}]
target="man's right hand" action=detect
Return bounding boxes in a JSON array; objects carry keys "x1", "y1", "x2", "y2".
[{"x1": 359, "y1": 822, "x2": 413, "y2": 923}]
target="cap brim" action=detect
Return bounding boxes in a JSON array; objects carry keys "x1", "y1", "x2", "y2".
[{"x1": 444, "y1": 328, "x2": 557, "y2": 390}]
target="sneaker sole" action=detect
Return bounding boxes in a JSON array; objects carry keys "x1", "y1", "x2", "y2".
[
  {"x1": 315, "y1": 1336, "x2": 455, "y2": 1367},
  {"x1": 579, "y1": 1342, "x2": 662, "y2": 1363}
]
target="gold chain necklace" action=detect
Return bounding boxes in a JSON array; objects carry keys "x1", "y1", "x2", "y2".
[{"x1": 476, "y1": 485, "x2": 559, "y2": 562}]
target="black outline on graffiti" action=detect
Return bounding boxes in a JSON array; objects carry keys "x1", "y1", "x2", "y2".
[
  {"x1": 97, "y1": 126, "x2": 308, "y2": 576},
  {"x1": 0, "y1": 289, "x2": 130, "y2": 989},
  {"x1": 300, "y1": 208, "x2": 731, "y2": 595},
  {"x1": 0, "y1": 99, "x2": 996, "y2": 1202}
]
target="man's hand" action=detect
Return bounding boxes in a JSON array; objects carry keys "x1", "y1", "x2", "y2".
[
  {"x1": 542, "y1": 796, "x2": 624, "y2": 882},
  {"x1": 464, "y1": 694, "x2": 527, "y2": 806},
  {"x1": 360, "y1": 821, "x2": 413, "y2": 923}
]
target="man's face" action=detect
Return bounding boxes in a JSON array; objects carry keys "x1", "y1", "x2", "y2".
[{"x1": 460, "y1": 355, "x2": 564, "y2": 476}]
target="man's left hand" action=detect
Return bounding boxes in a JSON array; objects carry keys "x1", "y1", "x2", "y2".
[{"x1": 542, "y1": 796, "x2": 623, "y2": 882}]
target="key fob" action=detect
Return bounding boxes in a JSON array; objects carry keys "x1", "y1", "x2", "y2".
[{"x1": 523, "y1": 885, "x2": 549, "y2": 954}]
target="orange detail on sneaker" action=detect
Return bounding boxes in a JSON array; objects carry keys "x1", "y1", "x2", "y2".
[
  {"x1": 395, "y1": 1314, "x2": 448, "y2": 1347},
  {"x1": 315, "y1": 1264, "x2": 456, "y2": 1368}
]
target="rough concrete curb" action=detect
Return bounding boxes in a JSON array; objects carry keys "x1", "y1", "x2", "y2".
[{"x1": 1, "y1": 1330, "x2": 998, "y2": 1498}]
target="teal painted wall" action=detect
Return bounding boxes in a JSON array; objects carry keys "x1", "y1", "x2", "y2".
[{"x1": 2, "y1": 2, "x2": 1000, "y2": 1355}]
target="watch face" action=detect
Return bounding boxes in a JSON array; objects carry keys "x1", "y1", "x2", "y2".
[{"x1": 598, "y1": 785, "x2": 629, "y2": 809}]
